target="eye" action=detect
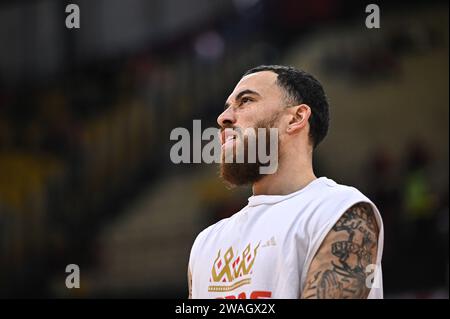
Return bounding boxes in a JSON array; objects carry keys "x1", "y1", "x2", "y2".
[{"x1": 240, "y1": 96, "x2": 253, "y2": 105}]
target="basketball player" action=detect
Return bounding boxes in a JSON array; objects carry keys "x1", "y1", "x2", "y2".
[{"x1": 188, "y1": 65, "x2": 384, "y2": 299}]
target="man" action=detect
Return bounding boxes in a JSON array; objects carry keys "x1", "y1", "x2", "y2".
[{"x1": 188, "y1": 65, "x2": 384, "y2": 299}]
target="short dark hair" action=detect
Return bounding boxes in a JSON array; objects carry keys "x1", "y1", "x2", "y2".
[{"x1": 244, "y1": 65, "x2": 329, "y2": 148}]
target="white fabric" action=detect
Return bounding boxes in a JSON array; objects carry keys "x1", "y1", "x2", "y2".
[{"x1": 189, "y1": 177, "x2": 384, "y2": 299}]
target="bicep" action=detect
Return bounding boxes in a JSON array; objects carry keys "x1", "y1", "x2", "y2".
[{"x1": 301, "y1": 202, "x2": 379, "y2": 299}]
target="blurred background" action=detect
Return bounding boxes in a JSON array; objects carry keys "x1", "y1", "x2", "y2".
[{"x1": 0, "y1": 0, "x2": 448, "y2": 298}]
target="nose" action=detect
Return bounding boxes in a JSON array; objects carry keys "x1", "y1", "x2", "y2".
[{"x1": 217, "y1": 106, "x2": 236, "y2": 128}]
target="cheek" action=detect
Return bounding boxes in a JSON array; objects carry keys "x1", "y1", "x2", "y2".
[
  {"x1": 237, "y1": 102, "x2": 282, "y2": 130},
  {"x1": 235, "y1": 109, "x2": 257, "y2": 130},
  {"x1": 276, "y1": 125, "x2": 290, "y2": 151}
]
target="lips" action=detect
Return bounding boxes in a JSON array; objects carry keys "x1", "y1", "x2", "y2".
[{"x1": 221, "y1": 129, "x2": 238, "y2": 148}]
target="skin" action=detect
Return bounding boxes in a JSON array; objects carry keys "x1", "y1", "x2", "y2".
[
  {"x1": 301, "y1": 202, "x2": 379, "y2": 299},
  {"x1": 218, "y1": 71, "x2": 316, "y2": 196},
  {"x1": 188, "y1": 71, "x2": 379, "y2": 299},
  {"x1": 188, "y1": 268, "x2": 192, "y2": 299}
]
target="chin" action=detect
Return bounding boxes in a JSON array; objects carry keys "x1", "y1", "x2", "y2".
[{"x1": 219, "y1": 162, "x2": 263, "y2": 186}]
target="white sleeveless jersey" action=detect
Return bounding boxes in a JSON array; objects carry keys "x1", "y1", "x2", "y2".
[{"x1": 189, "y1": 177, "x2": 384, "y2": 299}]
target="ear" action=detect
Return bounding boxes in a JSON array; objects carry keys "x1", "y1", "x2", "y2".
[{"x1": 287, "y1": 104, "x2": 311, "y2": 134}]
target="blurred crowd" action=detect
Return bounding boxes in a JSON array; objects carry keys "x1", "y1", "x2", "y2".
[
  {"x1": 0, "y1": 0, "x2": 448, "y2": 298},
  {"x1": 0, "y1": 9, "x2": 278, "y2": 295},
  {"x1": 366, "y1": 142, "x2": 448, "y2": 297}
]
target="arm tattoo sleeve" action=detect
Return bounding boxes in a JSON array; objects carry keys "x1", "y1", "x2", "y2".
[{"x1": 301, "y1": 202, "x2": 379, "y2": 299}]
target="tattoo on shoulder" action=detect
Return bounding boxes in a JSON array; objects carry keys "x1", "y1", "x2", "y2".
[{"x1": 303, "y1": 202, "x2": 379, "y2": 299}]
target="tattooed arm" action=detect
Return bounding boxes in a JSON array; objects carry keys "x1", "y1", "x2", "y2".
[{"x1": 301, "y1": 202, "x2": 379, "y2": 299}]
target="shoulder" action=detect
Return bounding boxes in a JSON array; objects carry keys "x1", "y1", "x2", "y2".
[
  {"x1": 189, "y1": 213, "x2": 237, "y2": 264},
  {"x1": 191, "y1": 219, "x2": 227, "y2": 250},
  {"x1": 312, "y1": 178, "x2": 376, "y2": 218},
  {"x1": 321, "y1": 179, "x2": 382, "y2": 229},
  {"x1": 301, "y1": 178, "x2": 382, "y2": 241},
  {"x1": 194, "y1": 218, "x2": 228, "y2": 244},
  {"x1": 317, "y1": 177, "x2": 368, "y2": 202}
]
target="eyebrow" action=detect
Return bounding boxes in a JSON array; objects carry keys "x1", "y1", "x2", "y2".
[{"x1": 224, "y1": 89, "x2": 261, "y2": 109}]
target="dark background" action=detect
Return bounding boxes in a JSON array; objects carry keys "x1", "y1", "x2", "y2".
[{"x1": 0, "y1": 0, "x2": 448, "y2": 298}]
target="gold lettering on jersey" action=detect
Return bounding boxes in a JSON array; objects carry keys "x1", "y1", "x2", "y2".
[{"x1": 209, "y1": 242, "x2": 260, "y2": 292}]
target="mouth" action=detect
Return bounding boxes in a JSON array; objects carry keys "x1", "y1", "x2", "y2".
[
  {"x1": 222, "y1": 135, "x2": 236, "y2": 149},
  {"x1": 221, "y1": 129, "x2": 238, "y2": 149}
]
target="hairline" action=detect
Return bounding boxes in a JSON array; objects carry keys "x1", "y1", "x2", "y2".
[{"x1": 242, "y1": 69, "x2": 300, "y2": 107}]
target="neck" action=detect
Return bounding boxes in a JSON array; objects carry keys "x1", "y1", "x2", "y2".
[{"x1": 252, "y1": 154, "x2": 317, "y2": 196}]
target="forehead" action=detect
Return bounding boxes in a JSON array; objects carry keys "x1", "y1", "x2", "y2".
[{"x1": 227, "y1": 71, "x2": 283, "y2": 101}]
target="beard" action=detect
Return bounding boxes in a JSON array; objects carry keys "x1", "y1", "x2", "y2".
[{"x1": 220, "y1": 114, "x2": 281, "y2": 187}]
